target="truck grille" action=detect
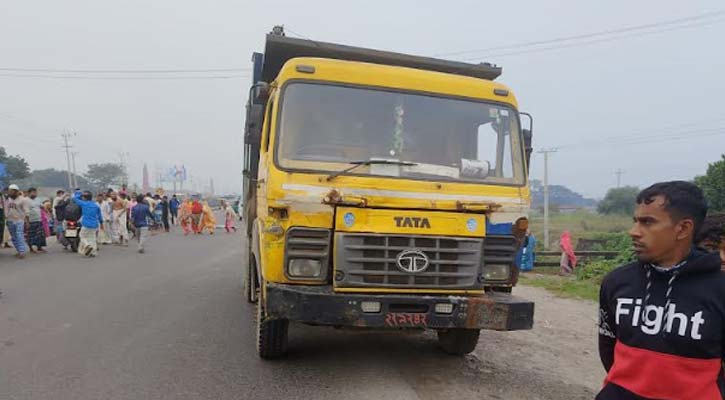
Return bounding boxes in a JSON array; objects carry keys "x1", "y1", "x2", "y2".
[{"x1": 335, "y1": 233, "x2": 484, "y2": 289}]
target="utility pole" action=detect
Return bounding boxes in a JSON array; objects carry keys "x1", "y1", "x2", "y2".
[
  {"x1": 538, "y1": 148, "x2": 557, "y2": 250},
  {"x1": 61, "y1": 131, "x2": 75, "y2": 189},
  {"x1": 118, "y1": 152, "x2": 130, "y2": 186},
  {"x1": 71, "y1": 151, "x2": 79, "y2": 188},
  {"x1": 615, "y1": 168, "x2": 625, "y2": 188}
]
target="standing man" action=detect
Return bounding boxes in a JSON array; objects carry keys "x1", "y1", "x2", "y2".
[
  {"x1": 26, "y1": 188, "x2": 47, "y2": 253},
  {"x1": 52, "y1": 190, "x2": 68, "y2": 248},
  {"x1": 169, "y1": 194, "x2": 180, "y2": 225},
  {"x1": 131, "y1": 194, "x2": 154, "y2": 254},
  {"x1": 73, "y1": 190, "x2": 103, "y2": 257},
  {"x1": 96, "y1": 193, "x2": 113, "y2": 245},
  {"x1": 4, "y1": 184, "x2": 31, "y2": 258},
  {"x1": 110, "y1": 192, "x2": 129, "y2": 246},
  {"x1": 597, "y1": 181, "x2": 725, "y2": 400},
  {"x1": 160, "y1": 195, "x2": 170, "y2": 232}
]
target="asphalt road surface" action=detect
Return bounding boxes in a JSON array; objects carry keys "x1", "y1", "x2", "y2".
[{"x1": 0, "y1": 227, "x2": 602, "y2": 400}]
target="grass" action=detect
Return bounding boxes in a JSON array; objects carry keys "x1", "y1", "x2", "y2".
[
  {"x1": 519, "y1": 273, "x2": 600, "y2": 302},
  {"x1": 528, "y1": 210, "x2": 631, "y2": 249}
]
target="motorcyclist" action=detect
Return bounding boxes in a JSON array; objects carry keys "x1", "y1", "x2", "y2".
[
  {"x1": 60, "y1": 189, "x2": 83, "y2": 251},
  {"x1": 63, "y1": 189, "x2": 82, "y2": 223}
]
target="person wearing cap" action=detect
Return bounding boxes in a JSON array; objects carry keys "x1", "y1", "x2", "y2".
[{"x1": 4, "y1": 184, "x2": 32, "y2": 259}]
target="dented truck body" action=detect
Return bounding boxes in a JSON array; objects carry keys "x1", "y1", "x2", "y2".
[{"x1": 243, "y1": 28, "x2": 534, "y2": 359}]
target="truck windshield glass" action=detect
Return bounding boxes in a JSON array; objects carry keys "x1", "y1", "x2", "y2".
[{"x1": 276, "y1": 82, "x2": 525, "y2": 185}]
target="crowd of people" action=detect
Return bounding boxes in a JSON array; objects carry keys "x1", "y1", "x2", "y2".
[{"x1": 0, "y1": 184, "x2": 239, "y2": 259}]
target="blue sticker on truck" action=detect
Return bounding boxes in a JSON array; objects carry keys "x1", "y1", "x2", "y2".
[{"x1": 343, "y1": 212, "x2": 355, "y2": 227}]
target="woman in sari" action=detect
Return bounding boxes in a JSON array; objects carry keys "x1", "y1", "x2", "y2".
[
  {"x1": 199, "y1": 201, "x2": 217, "y2": 235},
  {"x1": 221, "y1": 200, "x2": 238, "y2": 233},
  {"x1": 559, "y1": 231, "x2": 577, "y2": 275},
  {"x1": 178, "y1": 199, "x2": 193, "y2": 235}
]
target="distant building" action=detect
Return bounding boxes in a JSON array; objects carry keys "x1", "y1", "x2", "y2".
[{"x1": 142, "y1": 163, "x2": 150, "y2": 192}]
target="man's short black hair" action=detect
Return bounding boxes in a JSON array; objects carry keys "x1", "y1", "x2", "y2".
[
  {"x1": 28, "y1": 187, "x2": 37, "y2": 193},
  {"x1": 636, "y1": 181, "x2": 708, "y2": 234},
  {"x1": 695, "y1": 213, "x2": 725, "y2": 248},
  {"x1": 136, "y1": 194, "x2": 145, "y2": 203}
]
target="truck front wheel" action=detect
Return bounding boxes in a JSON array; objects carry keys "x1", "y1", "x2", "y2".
[
  {"x1": 437, "y1": 328, "x2": 480, "y2": 355},
  {"x1": 256, "y1": 300, "x2": 289, "y2": 359}
]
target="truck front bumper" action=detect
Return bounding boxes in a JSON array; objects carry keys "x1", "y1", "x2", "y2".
[{"x1": 265, "y1": 283, "x2": 534, "y2": 331}]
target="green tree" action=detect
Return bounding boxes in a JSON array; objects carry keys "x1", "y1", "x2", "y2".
[
  {"x1": 597, "y1": 186, "x2": 640, "y2": 215},
  {"x1": 15, "y1": 168, "x2": 91, "y2": 190},
  {"x1": 695, "y1": 155, "x2": 725, "y2": 212},
  {"x1": 85, "y1": 163, "x2": 125, "y2": 190},
  {"x1": 0, "y1": 146, "x2": 30, "y2": 184}
]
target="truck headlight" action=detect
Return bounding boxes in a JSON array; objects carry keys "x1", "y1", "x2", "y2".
[
  {"x1": 287, "y1": 259, "x2": 323, "y2": 278},
  {"x1": 483, "y1": 264, "x2": 510, "y2": 281}
]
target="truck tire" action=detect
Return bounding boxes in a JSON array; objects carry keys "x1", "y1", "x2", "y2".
[
  {"x1": 437, "y1": 328, "x2": 480, "y2": 355},
  {"x1": 244, "y1": 254, "x2": 258, "y2": 304},
  {"x1": 256, "y1": 300, "x2": 289, "y2": 359}
]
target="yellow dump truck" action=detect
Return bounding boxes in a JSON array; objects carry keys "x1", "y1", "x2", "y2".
[{"x1": 242, "y1": 27, "x2": 535, "y2": 359}]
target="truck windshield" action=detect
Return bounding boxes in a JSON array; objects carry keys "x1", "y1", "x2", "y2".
[{"x1": 276, "y1": 82, "x2": 525, "y2": 185}]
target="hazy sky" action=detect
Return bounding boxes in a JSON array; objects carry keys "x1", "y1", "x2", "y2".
[{"x1": 1, "y1": 0, "x2": 724, "y2": 197}]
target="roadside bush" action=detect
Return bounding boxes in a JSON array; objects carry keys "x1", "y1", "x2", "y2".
[{"x1": 575, "y1": 232, "x2": 634, "y2": 284}]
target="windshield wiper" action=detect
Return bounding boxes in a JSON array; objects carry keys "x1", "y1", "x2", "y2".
[{"x1": 325, "y1": 159, "x2": 417, "y2": 182}]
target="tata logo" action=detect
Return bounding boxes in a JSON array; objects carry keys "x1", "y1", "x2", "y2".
[
  {"x1": 395, "y1": 250, "x2": 430, "y2": 273},
  {"x1": 394, "y1": 216, "x2": 431, "y2": 229}
]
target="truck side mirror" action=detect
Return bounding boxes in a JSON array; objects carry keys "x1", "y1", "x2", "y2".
[
  {"x1": 523, "y1": 129, "x2": 533, "y2": 170},
  {"x1": 253, "y1": 82, "x2": 270, "y2": 103},
  {"x1": 245, "y1": 103, "x2": 265, "y2": 145},
  {"x1": 520, "y1": 113, "x2": 533, "y2": 173}
]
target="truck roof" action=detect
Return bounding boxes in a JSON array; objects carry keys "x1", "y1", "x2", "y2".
[{"x1": 259, "y1": 32, "x2": 502, "y2": 83}]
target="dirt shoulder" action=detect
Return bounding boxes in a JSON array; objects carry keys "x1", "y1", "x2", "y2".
[{"x1": 468, "y1": 284, "x2": 604, "y2": 399}]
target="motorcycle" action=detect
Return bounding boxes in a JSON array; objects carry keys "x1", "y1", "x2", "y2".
[{"x1": 64, "y1": 220, "x2": 80, "y2": 252}]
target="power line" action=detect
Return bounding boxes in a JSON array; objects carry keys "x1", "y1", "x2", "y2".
[
  {"x1": 555, "y1": 116, "x2": 725, "y2": 148},
  {"x1": 556, "y1": 126, "x2": 725, "y2": 150},
  {"x1": 0, "y1": 67, "x2": 249, "y2": 74},
  {"x1": 436, "y1": 10, "x2": 725, "y2": 57},
  {"x1": 463, "y1": 17, "x2": 725, "y2": 60},
  {"x1": 0, "y1": 73, "x2": 249, "y2": 80}
]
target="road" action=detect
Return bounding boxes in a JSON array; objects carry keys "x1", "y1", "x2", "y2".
[{"x1": 0, "y1": 227, "x2": 603, "y2": 400}]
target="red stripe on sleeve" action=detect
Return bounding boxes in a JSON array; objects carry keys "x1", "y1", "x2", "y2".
[{"x1": 605, "y1": 341, "x2": 721, "y2": 400}]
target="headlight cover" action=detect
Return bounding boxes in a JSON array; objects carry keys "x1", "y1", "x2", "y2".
[
  {"x1": 483, "y1": 264, "x2": 511, "y2": 281},
  {"x1": 284, "y1": 228, "x2": 331, "y2": 281},
  {"x1": 287, "y1": 259, "x2": 323, "y2": 279}
]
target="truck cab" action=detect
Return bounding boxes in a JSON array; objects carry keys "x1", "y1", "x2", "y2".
[{"x1": 243, "y1": 27, "x2": 535, "y2": 359}]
